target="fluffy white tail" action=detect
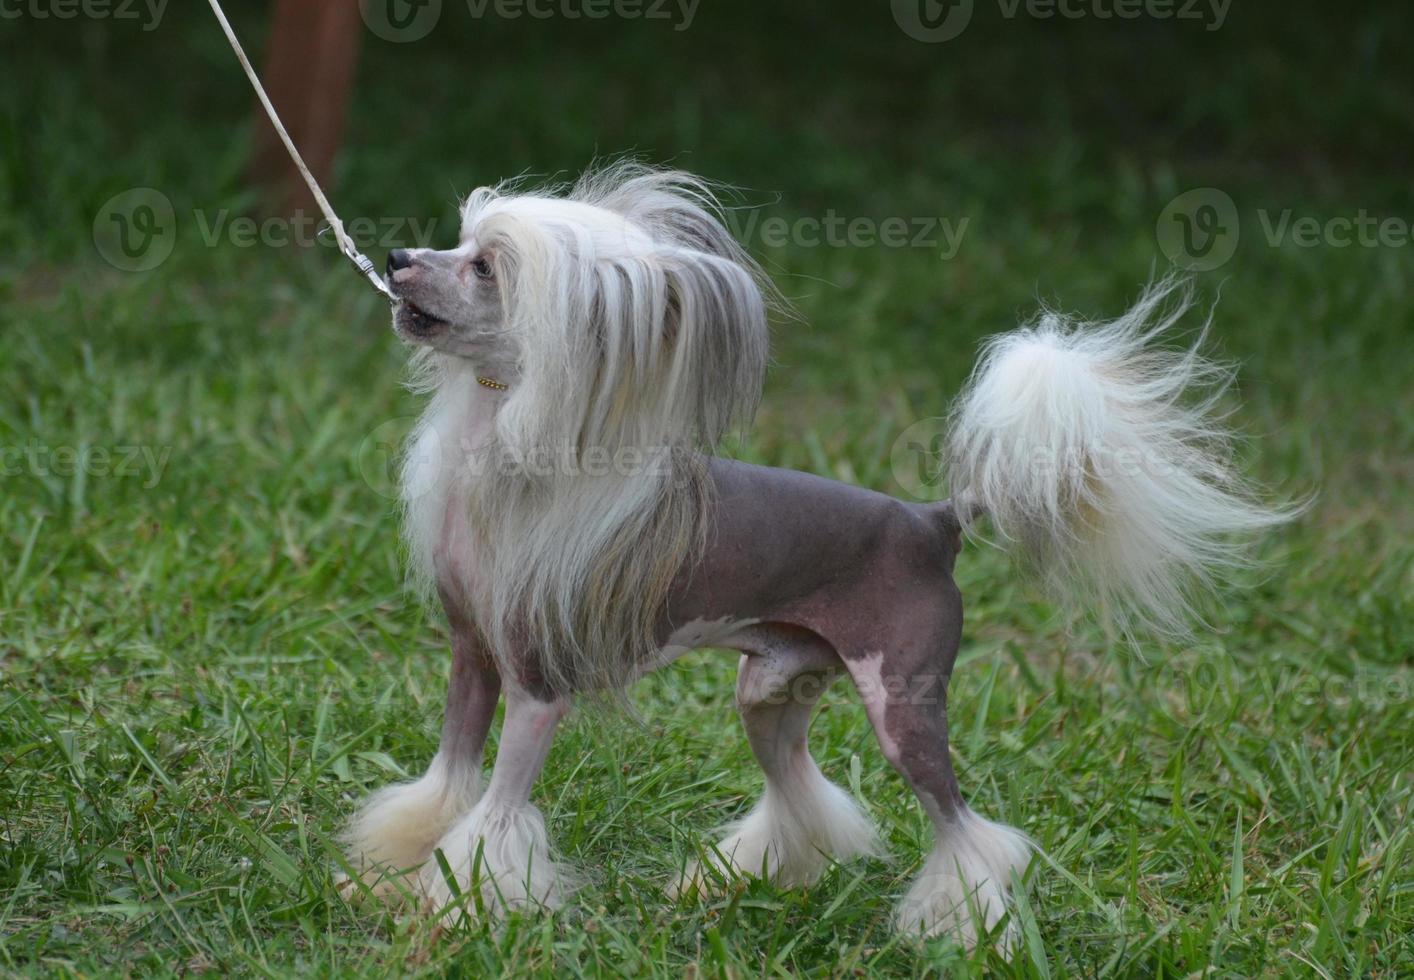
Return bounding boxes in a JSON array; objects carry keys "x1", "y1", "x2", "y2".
[{"x1": 948, "y1": 280, "x2": 1297, "y2": 636}]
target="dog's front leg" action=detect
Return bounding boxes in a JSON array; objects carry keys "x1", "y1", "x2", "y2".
[
  {"x1": 418, "y1": 685, "x2": 575, "y2": 919},
  {"x1": 340, "y1": 621, "x2": 500, "y2": 900}
]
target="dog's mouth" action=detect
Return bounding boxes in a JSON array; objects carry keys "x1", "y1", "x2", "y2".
[{"x1": 395, "y1": 300, "x2": 449, "y2": 338}]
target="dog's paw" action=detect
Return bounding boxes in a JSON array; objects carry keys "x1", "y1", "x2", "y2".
[
  {"x1": 895, "y1": 867, "x2": 1019, "y2": 952},
  {"x1": 671, "y1": 776, "x2": 879, "y2": 899},
  {"x1": 667, "y1": 857, "x2": 730, "y2": 902},
  {"x1": 333, "y1": 865, "x2": 423, "y2": 907},
  {"x1": 339, "y1": 753, "x2": 483, "y2": 897},
  {"x1": 894, "y1": 811, "x2": 1033, "y2": 952},
  {"x1": 668, "y1": 818, "x2": 781, "y2": 901},
  {"x1": 416, "y1": 799, "x2": 575, "y2": 923}
]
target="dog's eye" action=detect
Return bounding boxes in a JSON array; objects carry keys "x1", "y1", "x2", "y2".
[{"x1": 471, "y1": 257, "x2": 494, "y2": 280}]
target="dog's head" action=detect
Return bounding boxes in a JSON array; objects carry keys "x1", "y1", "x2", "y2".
[{"x1": 388, "y1": 164, "x2": 775, "y2": 458}]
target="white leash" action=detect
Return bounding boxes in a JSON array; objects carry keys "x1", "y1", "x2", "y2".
[{"x1": 205, "y1": 0, "x2": 396, "y2": 304}]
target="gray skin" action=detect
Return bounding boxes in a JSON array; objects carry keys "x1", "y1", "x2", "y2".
[
  {"x1": 667, "y1": 460, "x2": 968, "y2": 824},
  {"x1": 388, "y1": 242, "x2": 971, "y2": 849}
]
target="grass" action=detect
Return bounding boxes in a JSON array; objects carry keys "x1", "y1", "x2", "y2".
[{"x1": 1, "y1": 1, "x2": 1412, "y2": 975}]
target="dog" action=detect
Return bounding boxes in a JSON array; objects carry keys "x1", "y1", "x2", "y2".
[{"x1": 339, "y1": 163, "x2": 1290, "y2": 948}]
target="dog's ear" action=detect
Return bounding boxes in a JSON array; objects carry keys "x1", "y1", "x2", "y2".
[
  {"x1": 578, "y1": 166, "x2": 775, "y2": 451},
  {"x1": 655, "y1": 248, "x2": 769, "y2": 446},
  {"x1": 562, "y1": 242, "x2": 769, "y2": 463},
  {"x1": 493, "y1": 165, "x2": 776, "y2": 466}
]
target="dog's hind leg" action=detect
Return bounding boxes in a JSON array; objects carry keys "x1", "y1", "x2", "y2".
[
  {"x1": 844, "y1": 587, "x2": 1032, "y2": 950},
  {"x1": 418, "y1": 686, "x2": 575, "y2": 917},
  {"x1": 340, "y1": 623, "x2": 500, "y2": 899},
  {"x1": 674, "y1": 626, "x2": 880, "y2": 896}
]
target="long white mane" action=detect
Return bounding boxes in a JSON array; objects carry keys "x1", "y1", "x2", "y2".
[{"x1": 403, "y1": 164, "x2": 775, "y2": 694}]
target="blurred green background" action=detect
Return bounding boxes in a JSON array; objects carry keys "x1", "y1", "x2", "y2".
[{"x1": 1, "y1": 1, "x2": 1411, "y2": 976}]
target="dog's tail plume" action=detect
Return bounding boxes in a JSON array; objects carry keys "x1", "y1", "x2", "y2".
[{"x1": 947, "y1": 278, "x2": 1299, "y2": 637}]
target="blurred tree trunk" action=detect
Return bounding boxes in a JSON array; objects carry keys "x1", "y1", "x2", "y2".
[{"x1": 248, "y1": 0, "x2": 363, "y2": 220}]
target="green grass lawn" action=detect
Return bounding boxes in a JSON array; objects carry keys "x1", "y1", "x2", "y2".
[{"x1": 2, "y1": 2, "x2": 1412, "y2": 976}]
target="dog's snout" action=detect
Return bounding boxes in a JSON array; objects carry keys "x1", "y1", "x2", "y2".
[{"x1": 387, "y1": 248, "x2": 413, "y2": 277}]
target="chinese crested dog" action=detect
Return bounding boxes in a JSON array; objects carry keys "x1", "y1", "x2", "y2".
[{"x1": 340, "y1": 163, "x2": 1289, "y2": 948}]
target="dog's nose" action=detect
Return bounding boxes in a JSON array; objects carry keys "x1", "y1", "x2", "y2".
[{"x1": 387, "y1": 248, "x2": 413, "y2": 276}]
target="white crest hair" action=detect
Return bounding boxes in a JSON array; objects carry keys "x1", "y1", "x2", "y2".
[
  {"x1": 948, "y1": 278, "x2": 1300, "y2": 637},
  {"x1": 405, "y1": 163, "x2": 777, "y2": 694}
]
